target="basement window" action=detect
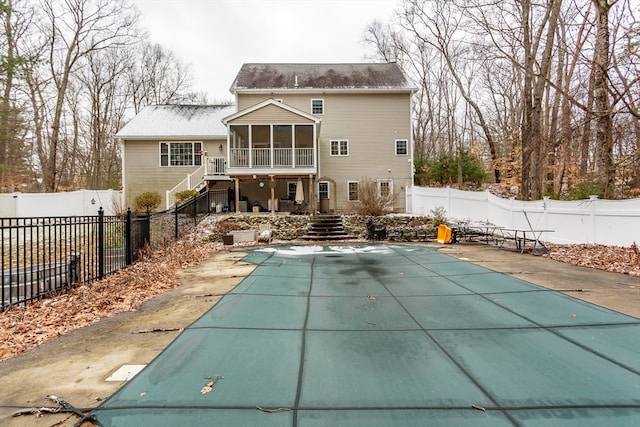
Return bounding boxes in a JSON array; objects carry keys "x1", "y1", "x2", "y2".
[
  {"x1": 378, "y1": 179, "x2": 392, "y2": 197},
  {"x1": 348, "y1": 181, "x2": 359, "y2": 201}
]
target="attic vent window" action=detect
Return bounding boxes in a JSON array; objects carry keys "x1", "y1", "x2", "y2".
[{"x1": 311, "y1": 99, "x2": 324, "y2": 115}]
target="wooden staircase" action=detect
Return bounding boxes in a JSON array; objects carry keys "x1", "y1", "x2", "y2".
[{"x1": 301, "y1": 215, "x2": 352, "y2": 241}]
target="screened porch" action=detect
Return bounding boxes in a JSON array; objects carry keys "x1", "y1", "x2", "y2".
[{"x1": 227, "y1": 124, "x2": 316, "y2": 170}]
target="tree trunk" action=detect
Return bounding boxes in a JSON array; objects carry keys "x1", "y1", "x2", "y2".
[
  {"x1": 555, "y1": 7, "x2": 591, "y2": 195},
  {"x1": 520, "y1": 0, "x2": 534, "y2": 200},
  {"x1": 520, "y1": 0, "x2": 561, "y2": 200},
  {"x1": 592, "y1": 0, "x2": 617, "y2": 198}
]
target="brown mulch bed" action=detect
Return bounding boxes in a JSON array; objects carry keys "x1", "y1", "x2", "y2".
[{"x1": 1, "y1": 219, "x2": 639, "y2": 363}]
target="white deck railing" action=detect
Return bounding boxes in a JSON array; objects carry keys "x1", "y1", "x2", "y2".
[
  {"x1": 229, "y1": 148, "x2": 314, "y2": 168},
  {"x1": 253, "y1": 148, "x2": 271, "y2": 167},
  {"x1": 207, "y1": 157, "x2": 226, "y2": 175},
  {"x1": 295, "y1": 148, "x2": 314, "y2": 166}
]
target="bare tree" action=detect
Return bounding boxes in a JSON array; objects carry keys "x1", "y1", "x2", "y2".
[
  {"x1": 520, "y1": 0, "x2": 563, "y2": 199},
  {"x1": 2, "y1": 0, "x2": 209, "y2": 194},
  {"x1": 80, "y1": 48, "x2": 129, "y2": 189},
  {"x1": 602, "y1": 0, "x2": 640, "y2": 194},
  {"x1": 365, "y1": 0, "x2": 640, "y2": 198},
  {"x1": 365, "y1": 19, "x2": 440, "y2": 165},
  {"x1": 400, "y1": 0, "x2": 502, "y2": 183},
  {"x1": 36, "y1": 0, "x2": 138, "y2": 192},
  {"x1": 124, "y1": 42, "x2": 202, "y2": 114},
  {"x1": 552, "y1": 4, "x2": 593, "y2": 195}
]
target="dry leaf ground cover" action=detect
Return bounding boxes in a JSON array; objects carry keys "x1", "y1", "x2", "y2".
[
  {"x1": 0, "y1": 234, "x2": 225, "y2": 362},
  {"x1": 545, "y1": 243, "x2": 640, "y2": 277},
  {"x1": 1, "y1": 215, "x2": 639, "y2": 363}
]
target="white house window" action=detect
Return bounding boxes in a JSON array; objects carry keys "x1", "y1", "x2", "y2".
[
  {"x1": 311, "y1": 99, "x2": 324, "y2": 115},
  {"x1": 318, "y1": 181, "x2": 330, "y2": 199},
  {"x1": 330, "y1": 140, "x2": 349, "y2": 156},
  {"x1": 395, "y1": 139, "x2": 408, "y2": 155},
  {"x1": 348, "y1": 181, "x2": 359, "y2": 201},
  {"x1": 160, "y1": 142, "x2": 203, "y2": 167}
]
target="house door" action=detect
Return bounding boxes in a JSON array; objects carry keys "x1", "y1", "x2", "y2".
[{"x1": 318, "y1": 181, "x2": 330, "y2": 213}]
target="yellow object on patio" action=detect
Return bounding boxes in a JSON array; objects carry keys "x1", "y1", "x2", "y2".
[{"x1": 437, "y1": 224, "x2": 452, "y2": 244}]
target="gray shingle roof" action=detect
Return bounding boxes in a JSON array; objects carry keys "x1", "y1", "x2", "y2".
[
  {"x1": 116, "y1": 104, "x2": 235, "y2": 139},
  {"x1": 231, "y1": 63, "x2": 413, "y2": 91}
]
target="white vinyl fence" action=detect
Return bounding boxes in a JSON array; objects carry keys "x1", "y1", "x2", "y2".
[
  {"x1": 0, "y1": 189, "x2": 122, "y2": 217},
  {"x1": 407, "y1": 186, "x2": 640, "y2": 246}
]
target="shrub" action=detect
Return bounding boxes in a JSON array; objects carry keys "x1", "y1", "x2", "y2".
[
  {"x1": 175, "y1": 189, "x2": 198, "y2": 205},
  {"x1": 428, "y1": 149, "x2": 488, "y2": 186},
  {"x1": 134, "y1": 191, "x2": 162, "y2": 215},
  {"x1": 561, "y1": 181, "x2": 606, "y2": 200},
  {"x1": 413, "y1": 158, "x2": 429, "y2": 186},
  {"x1": 429, "y1": 206, "x2": 448, "y2": 225},
  {"x1": 353, "y1": 177, "x2": 397, "y2": 216}
]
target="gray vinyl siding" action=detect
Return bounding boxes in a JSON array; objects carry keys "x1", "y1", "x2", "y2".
[
  {"x1": 321, "y1": 93, "x2": 411, "y2": 211},
  {"x1": 123, "y1": 138, "x2": 224, "y2": 210},
  {"x1": 237, "y1": 91, "x2": 412, "y2": 212}
]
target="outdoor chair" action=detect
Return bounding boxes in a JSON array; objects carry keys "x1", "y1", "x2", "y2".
[{"x1": 366, "y1": 219, "x2": 387, "y2": 240}]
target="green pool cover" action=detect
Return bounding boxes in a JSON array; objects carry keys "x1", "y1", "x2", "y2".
[{"x1": 91, "y1": 244, "x2": 640, "y2": 426}]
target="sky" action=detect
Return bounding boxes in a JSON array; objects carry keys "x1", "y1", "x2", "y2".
[{"x1": 133, "y1": 0, "x2": 400, "y2": 101}]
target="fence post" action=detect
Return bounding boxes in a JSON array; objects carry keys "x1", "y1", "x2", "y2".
[
  {"x1": 174, "y1": 203, "x2": 179, "y2": 240},
  {"x1": 589, "y1": 195, "x2": 598, "y2": 243},
  {"x1": 125, "y1": 208, "x2": 132, "y2": 265},
  {"x1": 98, "y1": 207, "x2": 104, "y2": 279},
  {"x1": 193, "y1": 195, "x2": 197, "y2": 225},
  {"x1": 142, "y1": 214, "x2": 150, "y2": 250}
]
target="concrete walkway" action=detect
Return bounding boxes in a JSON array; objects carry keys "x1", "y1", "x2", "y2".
[
  {"x1": 0, "y1": 243, "x2": 638, "y2": 426},
  {"x1": 439, "y1": 243, "x2": 640, "y2": 319},
  {"x1": 0, "y1": 251, "x2": 255, "y2": 426}
]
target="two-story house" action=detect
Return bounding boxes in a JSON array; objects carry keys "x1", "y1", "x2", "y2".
[{"x1": 117, "y1": 62, "x2": 415, "y2": 213}]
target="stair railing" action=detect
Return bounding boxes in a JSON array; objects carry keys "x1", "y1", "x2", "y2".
[{"x1": 165, "y1": 163, "x2": 206, "y2": 210}]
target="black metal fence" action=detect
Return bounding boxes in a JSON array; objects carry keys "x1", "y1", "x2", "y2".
[
  {"x1": 151, "y1": 189, "x2": 220, "y2": 247},
  {"x1": 1, "y1": 209, "x2": 150, "y2": 309},
  {"x1": 1, "y1": 189, "x2": 225, "y2": 310}
]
